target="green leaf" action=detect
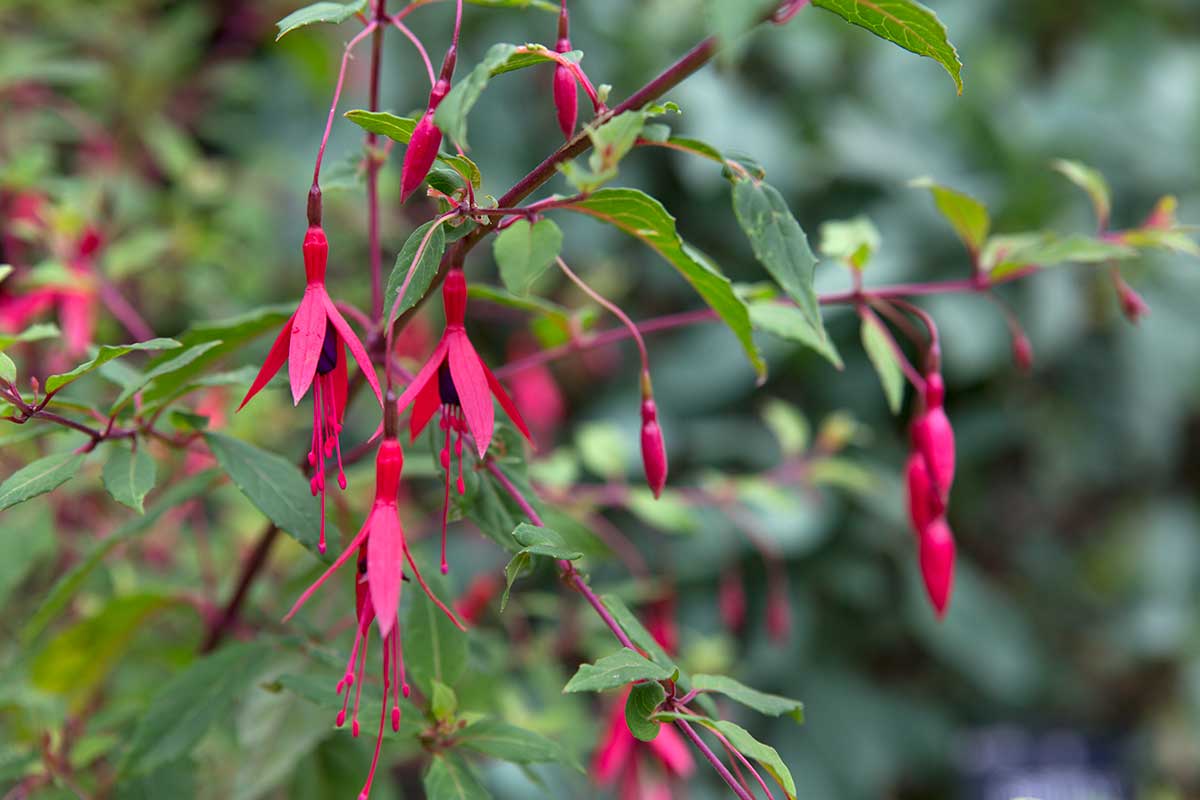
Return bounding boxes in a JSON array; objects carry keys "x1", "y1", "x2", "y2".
[
  {"x1": 344, "y1": 110, "x2": 482, "y2": 187},
  {"x1": 691, "y1": 674, "x2": 804, "y2": 722},
  {"x1": 1052, "y1": 158, "x2": 1111, "y2": 227},
  {"x1": 22, "y1": 471, "x2": 218, "y2": 644},
  {"x1": 0, "y1": 322, "x2": 59, "y2": 351},
  {"x1": 494, "y1": 219, "x2": 564, "y2": 295},
  {"x1": 625, "y1": 681, "x2": 666, "y2": 742},
  {"x1": 567, "y1": 189, "x2": 764, "y2": 379},
  {"x1": 404, "y1": 576, "x2": 468, "y2": 694},
  {"x1": 501, "y1": 523, "x2": 581, "y2": 610},
  {"x1": 860, "y1": 313, "x2": 905, "y2": 414},
  {"x1": 984, "y1": 232, "x2": 1138, "y2": 279},
  {"x1": 627, "y1": 488, "x2": 700, "y2": 533},
  {"x1": 749, "y1": 302, "x2": 843, "y2": 369},
  {"x1": 659, "y1": 136, "x2": 726, "y2": 165},
  {"x1": 275, "y1": 1, "x2": 367, "y2": 41},
  {"x1": 430, "y1": 680, "x2": 458, "y2": 722},
  {"x1": 0, "y1": 264, "x2": 11, "y2": 283},
  {"x1": 562, "y1": 111, "x2": 649, "y2": 191},
  {"x1": 435, "y1": 43, "x2": 519, "y2": 151},
  {"x1": 761, "y1": 399, "x2": 811, "y2": 457},
  {"x1": 0, "y1": 451, "x2": 86, "y2": 512},
  {"x1": 650, "y1": 714, "x2": 797, "y2": 799},
  {"x1": 812, "y1": 0, "x2": 963, "y2": 94},
  {"x1": 705, "y1": 0, "x2": 779, "y2": 57},
  {"x1": 109, "y1": 341, "x2": 223, "y2": 414},
  {"x1": 424, "y1": 751, "x2": 491, "y2": 800},
  {"x1": 488, "y1": 43, "x2": 581, "y2": 76},
  {"x1": 385, "y1": 220, "x2": 447, "y2": 323},
  {"x1": 0, "y1": 352, "x2": 15, "y2": 384},
  {"x1": 819, "y1": 216, "x2": 881, "y2": 270},
  {"x1": 202, "y1": 432, "x2": 333, "y2": 560},
  {"x1": 910, "y1": 177, "x2": 989, "y2": 254},
  {"x1": 456, "y1": 719, "x2": 567, "y2": 764},
  {"x1": 732, "y1": 178, "x2": 825, "y2": 342},
  {"x1": 101, "y1": 445, "x2": 157, "y2": 513},
  {"x1": 120, "y1": 642, "x2": 273, "y2": 776},
  {"x1": 45, "y1": 338, "x2": 181, "y2": 393},
  {"x1": 598, "y1": 595, "x2": 676, "y2": 671},
  {"x1": 563, "y1": 649, "x2": 673, "y2": 693},
  {"x1": 467, "y1": 282, "x2": 574, "y2": 331}
]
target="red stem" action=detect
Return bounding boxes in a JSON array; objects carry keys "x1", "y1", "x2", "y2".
[{"x1": 367, "y1": 0, "x2": 387, "y2": 321}]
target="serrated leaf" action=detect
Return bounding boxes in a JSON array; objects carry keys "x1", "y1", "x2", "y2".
[
  {"x1": 819, "y1": 216, "x2": 881, "y2": 270},
  {"x1": 0, "y1": 451, "x2": 86, "y2": 512},
  {"x1": 563, "y1": 649, "x2": 672, "y2": 693},
  {"x1": 911, "y1": 177, "x2": 988, "y2": 254},
  {"x1": 0, "y1": 322, "x2": 59, "y2": 351},
  {"x1": 732, "y1": 179, "x2": 825, "y2": 342},
  {"x1": 424, "y1": 751, "x2": 491, "y2": 800},
  {"x1": 385, "y1": 219, "x2": 447, "y2": 323},
  {"x1": 45, "y1": 338, "x2": 180, "y2": 393},
  {"x1": 567, "y1": 189, "x2": 764, "y2": 379},
  {"x1": 812, "y1": 0, "x2": 963, "y2": 94},
  {"x1": 101, "y1": 445, "x2": 157, "y2": 513},
  {"x1": 749, "y1": 302, "x2": 843, "y2": 368},
  {"x1": 404, "y1": 576, "x2": 468, "y2": 694},
  {"x1": 120, "y1": 642, "x2": 273, "y2": 776},
  {"x1": 860, "y1": 313, "x2": 905, "y2": 414},
  {"x1": 494, "y1": 219, "x2": 563, "y2": 295},
  {"x1": 1052, "y1": 158, "x2": 1111, "y2": 228},
  {"x1": 691, "y1": 674, "x2": 804, "y2": 722},
  {"x1": 275, "y1": 1, "x2": 367, "y2": 41},
  {"x1": 456, "y1": 719, "x2": 568, "y2": 764},
  {"x1": 202, "y1": 432, "x2": 333, "y2": 560},
  {"x1": 344, "y1": 110, "x2": 481, "y2": 187},
  {"x1": 625, "y1": 681, "x2": 666, "y2": 742}
]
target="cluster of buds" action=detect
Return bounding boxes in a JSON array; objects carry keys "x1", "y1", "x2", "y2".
[{"x1": 905, "y1": 354, "x2": 957, "y2": 617}]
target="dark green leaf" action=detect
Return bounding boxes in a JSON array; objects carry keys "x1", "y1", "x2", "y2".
[
  {"x1": 812, "y1": 0, "x2": 963, "y2": 94},
  {"x1": 275, "y1": 1, "x2": 367, "y2": 41},
  {"x1": 625, "y1": 681, "x2": 666, "y2": 742},
  {"x1": 434, "y1": 43, "x2": 519, "y2": 150},
  {"x1": 911, "y1": 177, "x2": 989, "y2": 254},
  {"x1": 386, "y1": 219, "x2": 447, "y2": 323},
  {"x1": 0, "y1": 322, "x2": 59, "y2": 351},
  {"x1": 563, "y1": 649, "x2": 673, "y2": 693},
  {"x1": 501, "y1": 523, "x2": 582, "y2": 610},
  {"x1": 120, "y1": 642, "x2": 273, "y2": 776},
  {"x1": 101, "y1": 444, "x2": 157, "y2": 513},
  {"x1": 691, "y1": 674, "x2": 804, "y2": 722},
  {"x1": 456, "y1": 719, "x2": 567, "y2": 764},
  {"x1": 45, "y1": 338, "x2": 181, "y2": 393},
  {"x1": 0, "y1": 451, "x2": 86, "y2": 512},
  {"x1": 567, "y1": 189, "x2": 764, "y2": 379},
  {"x1": 732, "y1": 178, "x2": 825, "y2": 340},
  {"x1": 404, "y1": 575, "x2": 468, "y2": 694},
  {"x1": 704, "y1": 0, "x2": 778, "y2": 57},
  {"x1": 649, "y1": 713, "x2": 797, "y2": 799},
  {"x1": 109, "y1": 341, "x2": 223, "y2": 414},
  {"x1": 494, "y1": 219, "x2": 563, "y2": 295},
  {"x1": 424, "y1": 751, "x2": 491, "y2": 800},
  {"x1": 203, "y1": 432, "x2": 333, "y2": 560},
  {"x1": 860, "y1": 313, "x2": 905, "y2": 414}
]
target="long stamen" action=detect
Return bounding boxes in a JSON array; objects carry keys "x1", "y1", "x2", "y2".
[
  {"x1": 389, "y1": 628, "x2": 401, "y2": 731},
  {"x1": 360, "y1": 645, "x2": 390, "y2": 800},
  {"x1": 454, "y1": 409, "x2": 465, "y2": 495},
  {"x1": 400, "y1": 536, "x2": 467, "y2": 632},
  {"x1": 351, "y1": 633, "x2": 370, "y2": 737},
  {"x1": 440, "y1": 410, "x2": 452, "y2": 574}
]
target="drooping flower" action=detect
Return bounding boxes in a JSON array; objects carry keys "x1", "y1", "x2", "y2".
[
  {"x1": 552, "y1": 3, "x2": 578, "y2": 138},
  {"x1": 283, "y1": 433, "x2": 464, "y2": 800},
  {"x1": 905, "y1": 367, "x2": 958, "y2": 617},
  {"x1": 238, "y1": 224, "x2": 384, "y2": 552},
  {"x1": 392, "y1": 267, "x2": 532, "y2": 572}
]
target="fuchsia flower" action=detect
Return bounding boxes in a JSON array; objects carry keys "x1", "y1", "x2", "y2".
[
  {"x1": 283, "y1": 434, "x2": 464, "y2": 800},
  {"x1": 552, "y1": 3, "x2": 578, "y2": 138},
  {"x1": 905, "y1": 368, "x2": 958, "y2": 618},
  {"x1": 392, "y1": 268, "x2": 532, "y2": 572},
  {"x1": 238, "y1": 225, "x2": 384, "y2": 553}
]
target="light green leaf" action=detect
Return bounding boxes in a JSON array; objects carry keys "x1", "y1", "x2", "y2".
[
  {"x1": 45, "y1": 338, "x2": 180, "y2": 394},
  {"x1": 563, "y1": 649, "x2": 672, "y2": 693},
  {"x1": 202, "y1": 432, "x2": 333, "y2": 560},
  {"x1": 1052, "y1": 158, "x2": 1111, "y2": 227},
  {"x1": 732, "y1": 179, "x2": 825, "y2": 340},
  {"x1": 0, "y1": 265, "x2": 11, "y2": 283},
  {"x1": 0, "y1": 322, "x2": 60, "y2": 351},
  {"x1": 704, "y1": 0, "x2": 779, "y2": 57},
  {"x1": 344, "y1": 110, "x2": 482, "y2": 187},
  {"x1": 819, "y1": 216, "x2": 881, "y2": 270},
  {"x1": 424, "y1": 751, "x2": 491, "y2": 800},
  {"x1": 501, "y1": 523, "x2": 581, "y2": 610},
  {"x1": 494, "y1": 219, "x2": 564, "y2": 295},
  {"x1": 404, "y1": 576, "x2": 468, "y2": 694},
  {"x1": 860, "y1": 313, "x2": 905, "y2": 414},
  {"x1": 625, "y1": 681, "x2": 666, "y2": 742},
  {"x1": 435, "y1": 43, "x2": 519, "y2": 150},
  {"x1": 691, "y1": 674, "x2": 804, "y2": 722},
  {"x1": 109, "y1": 341, "x2": 223, "y2": 414},
  {"x1": 984, "y1": 232, "x2": 1138, "y2": 279},
  {"x1": 275, "y1": 1, "x2": 367, "y2": 41},
  {"x1": 101, "y1": 445, "x2": 157, "y2": 514},
  {"x1": 0, "y1": 353, "x2": 15, "y2": 384},
  {"x1": 0, "y1": 451, "x2": 86, "y2": 512},
  {"x1": 910, "y1": 177, "x2": 989, "y2": 254},
  {"x1": 385, "y1": 219, "x2": 447, "y2": 324},
  {"x1": 627, "y1": 488, "x2": 700, "y2": 533},
  {"x1": 761, "y1": 399, "x2": 811, "y2": 457},
  {"x1": 812, "y1": 0, "x2": 963, "y2": 94},
  {"x1": 430, "y1": 680, "x2": 457, "y2": 722},
  {"x1": 749, "y1": 302, "x2": 843, "y2": 369},
  {"x1": 567, "y1": 189, "x2": 764, "y2": 379},
  {"x1": 561, "y1": 111, "x2": 649, "y2": 191},
  {"x1": 456, "y1": 719, "x2": 568, "y2": 764}
]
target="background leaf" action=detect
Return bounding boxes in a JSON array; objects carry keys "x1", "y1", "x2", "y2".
[{"x1": 101, "y1": 444, "x2": 158, "y2": 513}]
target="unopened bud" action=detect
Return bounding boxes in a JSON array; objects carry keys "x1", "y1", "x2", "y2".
[
  {"x1": 766, "y1": 583, "x2": 791, "y2": 643},
  {"x1": 918, "y1": 518, "x2": 956, "y2": 618},
  {"x1": 904, "y1": 450, "x2": 938, "y2": 537},
  {"x1": 640, "y1": 397, "x2": 668, "y2": 499},
  {"x1": 718, "y1": 568, "x2": 747, "y2": 634},
  {"x1": 553, "y1": 63, "x2": 578, "y2": 139},
  {"x1": 1011, "y1": 330, "x2": 1034, "y2": 373},
  {"x1": 912, "y1": 373, "x2": 955, "y2": 500},
  {"x1": 1113, "y1": 275, "x2": 1149, "y2": 325},
  {"x1": 400, "y1": 109, "x2": 443, "y2": 202}
]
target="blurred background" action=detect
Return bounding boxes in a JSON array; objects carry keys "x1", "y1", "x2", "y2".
[{"x1": 3, "y1": 1, "x2": 1199, "y2": 798}]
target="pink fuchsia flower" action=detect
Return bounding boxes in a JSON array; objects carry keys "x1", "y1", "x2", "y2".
[
  {"x1": 392, "y1": 268, "x2": 532, "y2": 572},
  {"x1": 237, "y1": 225, "x2": 384, "y2": 553},
  {"x1": 593, "y1": 686, "x2": 695, "y2": 800},
  {"x1": 0, "y1": 225, "x2": 100, "y2": 357},
  {"x1": 283, "y1": 435, "x2": 465, "y2": 800}
]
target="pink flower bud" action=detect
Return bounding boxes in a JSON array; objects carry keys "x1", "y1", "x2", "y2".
[
  {"x1": 640, "y1": 398, "x2": 668, "y2": 498},
  {"x1": 905, "y1": 450, "x2": 937, "y2": 537},
  {"x1": 1114, "y1": 275, "x2": 1149, "y2": 325},
  {"x1": 553, "y1": 63, "x2": 578, "y2": 139},
  {"x1": 1011, "y1": 330, "x2": 1034, "y2": 373},
  {"x1": 719, "y1": 568, "x2": 747, "y2": 634},
  {"x1": 766, "y1": 583, "x2": 791, "y2": 643},
  {"x1": 400, "y1": 109, "x2": 443, "y2": 202},
  {"x1": 918, "y1": 518, "x2": 955, "y2": 618},
  {"x1": 912, "y1": 373, "x2": 955, "y2": 500}
]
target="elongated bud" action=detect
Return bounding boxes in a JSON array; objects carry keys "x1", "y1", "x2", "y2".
[
  {"x1": 639, "y1": 371, "x2": 667, "y2": 498},
  {"x1": 374, "y1": 439, "x2": 404, "y2": 502},
  {"x1": 553, "y1": 63, "x2": 578, "y2": 139},
  {"x1": 912, "y1": 372, "x2": 955, "y2": 500},
  {"x1": 442, "y1": 268, "x2": 467, "y2": 327},
  {"x1": 1113, "y1": 274, "x2": 1149, "y2": 324},
  {"x1": 307, "y1": 184, "x2": 322, "y2": 226},
  {"x1": 303, "y1": 225, "x2": 328, "y2": 284},
  {"x1": 904, "y1": 450, "x2": 937, "y2": 537},
  {"x1": 919, "y1": 518, "x2": 956, "y2": 618},
  {"x1": 1011, "y1": 330, "x2": 1033, "y2": 373},
  {"x1": 719, "y1": 567, "x2": 747, "y2": 634},
  {"x1": 400, "y1": 109, "x2": 443, "y2": 202}
]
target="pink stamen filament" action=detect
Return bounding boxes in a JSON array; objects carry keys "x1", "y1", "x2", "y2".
[
  {"x1": 313, "y1": 23, "x2": 378, "y2": 186},
  {"x1": 399, "y1": 535, "x2": 468, "y2": 631},
  {"x1": 360, "y1": 645, "x2": 390, "y2": 800},
  {"x1": 351, "y1": 634, "x2": 370, "y2": 737},
  {"x1": 440, "y1": 409, "x2": 453, "y2": 574},
  {"x1": 555, "y1": 256, "x2": 650, "y2": 374},
  {"x1": 390, "y1": 18, "x2": 435, "y2": 88}
]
